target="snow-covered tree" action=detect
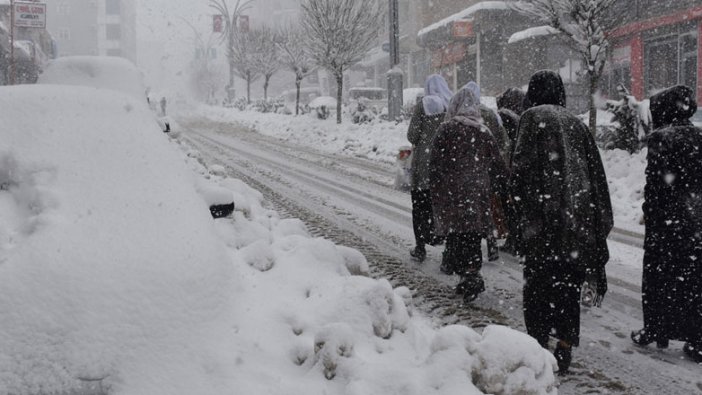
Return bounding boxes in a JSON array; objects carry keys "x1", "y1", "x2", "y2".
[
  {"x1": 301, "y1": 0, "x2": 384, "y2": 124},
  {"x1": 277, "y1": 25, "x2": 315, "y2": 115},
  {"x1": 231, "y1": 30, "x2": 261, "y2": 104},
  {"x1": 209, "y1": 0, "x2": 255, "y2": 100},
  {"x1": 514, "y1": 0, "x2": 618, "y2": 135},
  {"x1": 252, "y1": 27, "x2": 280, "y2": 100}
]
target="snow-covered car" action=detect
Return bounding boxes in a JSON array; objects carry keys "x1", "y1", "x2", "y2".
[{"x1": 38, "y1": 56, "x2": 171, "y2": 133}]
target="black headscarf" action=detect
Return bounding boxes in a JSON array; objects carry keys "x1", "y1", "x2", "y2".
[
  {"x1": 523, "y1": 70, "x2": 567, "y2": 109},
  {"x1": 497, "y1": 88, "x2": 526, "y2": 115},
  {"x1": 650, "y1": 85, "x2": 697, "y2": 129}
]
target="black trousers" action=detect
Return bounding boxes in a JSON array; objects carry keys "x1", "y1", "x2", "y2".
[
  {"x1": 446, "y1": 232, "x2": 483, "y2": 275},
  {"x1": 411, "y1": 189, "x2": 435, "y2": 248},
  {"x1": 523, "y1": 259, "x2": 585, "y2": 347}
]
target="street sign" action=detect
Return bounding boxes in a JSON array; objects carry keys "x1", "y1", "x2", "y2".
[{"x1": 14, "y1": 2, "x2": 46, "y2": 29}]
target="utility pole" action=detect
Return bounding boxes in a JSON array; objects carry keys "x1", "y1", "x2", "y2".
[
  {"x1": 387, "y1": 0, "x2": 403, "y2": 121},
  {"x1": 9, "y1": 0, "x2": 15, "y2": 85}
]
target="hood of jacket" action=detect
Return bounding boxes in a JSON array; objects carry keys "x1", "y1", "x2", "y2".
[
  {"x1": 524, "y1": 70, "x2": 567, "y2": 109},
  {"x1": 445, "y1": 87, "x2": 482, "y2": 128},
  {"x1": 497, "y1": 88, "x2": 526, "y2": 115},
  {"x1": 422, "y1": 74, "x2": 453, "y2": 116},
  {"x1": 650, "y1": 85, "x2": 697, "y2": 129}
]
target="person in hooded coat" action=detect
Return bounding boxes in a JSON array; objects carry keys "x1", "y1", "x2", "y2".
[
  {"x1": 464, "y1": 81, "x2": 510, "y2": 261},
  {"x1": 496, "y1": 87, "x2": 526, "y2": 256},
  {"x1": 407, "y1": 75, "x2": 453, "y2": 262},
  {"x1": 631, "y1": 85, "x2": 702, "y2": 363},
  {"x1": 429, "y1": 87, "x2": 508, "y2": 302},
  {"x1": 509, "y1": 70, "x2": 613, "y2": 374},
  {"x1": 496, "y1": 87, "x2": 526, "y2": 150}
]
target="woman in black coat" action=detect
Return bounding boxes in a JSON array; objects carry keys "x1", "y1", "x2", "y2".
[
  {"x1": 509, "y1": 70, "x2": 613, "y2": 374},
  {"x1": 631, "y1": 85, "x2": 702, "y2": 363},
  {"x1": 407, "y1": 74, "x2": 452, "y2": 262},
  {"x1": 429, "y1": 87, "x2": 508, "y2": 302}
]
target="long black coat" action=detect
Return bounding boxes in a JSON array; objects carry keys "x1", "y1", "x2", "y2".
[
  {"x1": 510, "y1": 102, "x2": 613, "y2": 270},
  {"x1": 407, "y1": 104, "x2": 444, "y2": 190},
  {"x1": 642, "y1": 86, "x2": 702, "y2": 342},
  {"x1": 430, "y1": 119, "x2": 508, "y2": 237}
]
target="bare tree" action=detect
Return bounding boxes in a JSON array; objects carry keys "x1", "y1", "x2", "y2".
[
  {"x1": 277, "y1": 25, "x2": 314, "y2": 115},
  {"x1": 301, "y1": 0, "x2": 384, "y2": 123},
  {"x1": 252, "y1": 27, "x2": 280, "y2": 100},
  {"x1": 231, "y1": 30, "x2": 261, "y2": 103},
  {"x1": 182, "y1": 18, "x2": 225, "y2": 103},
  {"x1": 514, "y1": 0, "x2": 618, "y2": 135},
  {"x1": 209, "y1": 0, "x2": 255, "y2": 101}
]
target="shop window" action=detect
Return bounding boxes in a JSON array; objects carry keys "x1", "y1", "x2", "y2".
[
  {"x1": 106, "y1": 24, "x2": 121, "y2": 40},
  {"x1": 645, "y1": 32, "x2": 698, "y2": 96},
  {"x1": 106, "y1": 0, "x2": 120, "y2": 15}
]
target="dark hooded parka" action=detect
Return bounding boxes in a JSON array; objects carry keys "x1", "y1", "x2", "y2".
[
  {"x1": 641, "y1": 85, "x2": 702, "y2": 344},
  {"x1": 509, "y1": 70, "x2": 613, "y2": 347},
  {"x1": 497, "y1": 88, "x2": 526, "y2": 154},
  {"x1": 429, "y1": 87, "x2": 509, "y2": 239}
]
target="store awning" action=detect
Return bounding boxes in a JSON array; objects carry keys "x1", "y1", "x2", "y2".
[{"x1": 417, "y1": 1, "x2": 509, "y2": 47}]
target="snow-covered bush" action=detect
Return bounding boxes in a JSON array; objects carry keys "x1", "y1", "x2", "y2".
[{"x1": 600, "y1": 85, "x2": 651, "y2": 153}]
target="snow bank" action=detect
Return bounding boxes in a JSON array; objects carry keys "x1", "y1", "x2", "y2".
[
  {"x1": 38, "y1": 56, "x2": 146, "y2": 100},
  {"x1": 1, "y1": 85, "x2": 558, "y2": 394}
]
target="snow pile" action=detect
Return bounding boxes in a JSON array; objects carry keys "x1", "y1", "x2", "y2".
[
  {"x1": 600, "y1": 148, "x2": 647, "y2": 233},
  {"x1": 38, "y1": 56, "x2": 146, "y2": 100},
  {"x1": 1, "y1": 84, "x2": 557, "y2": 394}
]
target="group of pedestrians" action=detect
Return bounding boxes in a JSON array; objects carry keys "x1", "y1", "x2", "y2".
[{"x1": 406, "y1": 71, "x2": 702, "y2": 374}]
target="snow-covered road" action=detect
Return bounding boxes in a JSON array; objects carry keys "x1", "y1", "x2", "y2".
[{"x1": 181, "y1": 117, "x2": 701, "y2": 395}]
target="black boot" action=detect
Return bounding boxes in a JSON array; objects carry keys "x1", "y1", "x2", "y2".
[
  {"x1": 455, "y1": 272, "x2": 485, "y2": 303},
  {"x1": 440, "y1": 249, "x2": 457, "y2": 275},
  {"x1": 554, "y1": 341, "x2": 572, "y2": 375},
  {"x1": 631, "y1": 328, "x2": 668, "y2": 349},
  {"x1": 409, "y1": 245, "x2": 426, "y2": 262},
  {"x1": 683, "y1": 343, "x2": 702, "y2": 363},
  {"x1": 487, "y1": 237, "x2": 499, "y2": 262}
]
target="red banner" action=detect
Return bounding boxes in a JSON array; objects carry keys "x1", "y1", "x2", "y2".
[
  {"x1": 213, "y1": 15, "x2": 223, "y2": 33},
  {"x1": 452, "y1": 20, "x2": 474, "y2": 38}
]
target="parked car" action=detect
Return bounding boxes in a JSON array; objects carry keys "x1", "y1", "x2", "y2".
[{"x1": 349, "y1": 87, "x2": 386, "y2": 113}]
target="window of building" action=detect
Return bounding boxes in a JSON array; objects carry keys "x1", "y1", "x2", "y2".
[
  {"x1": 106, "y1": 24, "x2": 121, "y2": 40},
  {"x1": 106, "y1": 0, "x2": 120, "y2": 15},
  {"x1": 57, "y1": 2, "x2": 70, "y2": 15},
  {"x1": 645, "y1": 31, "x2": 698, "y2": 96},
  {"x1": 58, "y1": 28, "x2": 70, "y2": 41},
  {"x1": 107, "y1": 48, "x2": 122, "y2": 57}
]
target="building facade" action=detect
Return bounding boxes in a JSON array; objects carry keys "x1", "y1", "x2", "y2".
[{"x1": 47, "y1": 0, "x2": 136, "y2": 62}]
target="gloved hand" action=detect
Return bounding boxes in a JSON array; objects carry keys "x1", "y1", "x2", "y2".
[{"x1": 593, "y1": 267, "x2": 607, "y2": 307}]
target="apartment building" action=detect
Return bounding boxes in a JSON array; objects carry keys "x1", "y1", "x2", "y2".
[{"x1": 47, "y1": 0, "x2": 136, "y2": 63}]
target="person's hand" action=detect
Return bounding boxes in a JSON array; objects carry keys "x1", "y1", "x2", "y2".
[{"x1": 593, "y1": 267, "x2": 607, "y2": 307}]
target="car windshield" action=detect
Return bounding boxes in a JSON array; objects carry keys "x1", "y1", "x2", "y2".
[{"x1": 3, "y1": 1, "x2": 702, "y2": 394}]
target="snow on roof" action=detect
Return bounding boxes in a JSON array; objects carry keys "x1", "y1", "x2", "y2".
[
  {"x1": 417, "y1": 1, "x2": 509, "y2": 38},
  {"x1": 507, "y1": 25, "x2": 559, "y2": 44}
]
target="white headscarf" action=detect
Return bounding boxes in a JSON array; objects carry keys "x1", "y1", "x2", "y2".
[
  {"x1": 446, "y1": 87, "x2": 482, "y2": 128},
  {"x1": 422, "y1": 74, "x2": 453, "y2": 116}
]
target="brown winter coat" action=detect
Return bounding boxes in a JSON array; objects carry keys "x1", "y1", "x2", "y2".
[{"x1": 429, "y1": 96, "x2": 509, "y2": 237}]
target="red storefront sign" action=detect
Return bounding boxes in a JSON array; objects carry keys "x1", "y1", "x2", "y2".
[
  {"x1": 452, "y1": 20, "x2": 474, "y2": 38},
  {"x1": 432, "y1": 42, "x2": 467, "y2": 68}
]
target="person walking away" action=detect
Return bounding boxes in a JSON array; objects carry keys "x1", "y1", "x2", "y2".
[
  {"x1": 429, "y1": 87, "x2": 508, "y2": 302},
  {"x1": 496, "y1": 88, "x2": 526, "y2": 151},
  {"x1": 407, "y1": 75, "x2": 453, "y2": 262},
  {"x1": 464, "y1": 81, "x2": 510, "y2": 261},
  {"x1": 160, "y1": 96, "x2": 167, "y2": 116},
  {"x1": 509, "y1": 70, "x2": 613, "y2": 374},
  {"x1": 496, "y1": 87, "x2": 526, "y2": 255},
  {"x1": 631, "y1": 85, "x2": 702, "y2": 363}
]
